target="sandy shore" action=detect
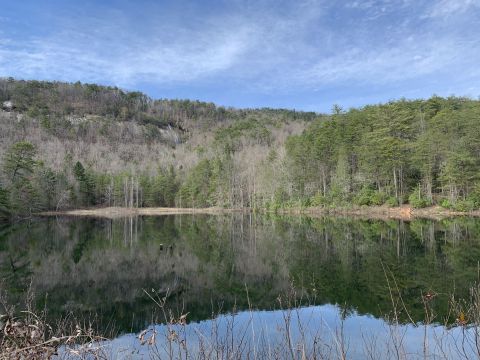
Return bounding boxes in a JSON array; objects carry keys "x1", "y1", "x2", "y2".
[
  {"x1": 39, "y1": 205, "x2": 480, "y2": 220},
  {"x1": 39, "y1": 207, "x2": 246, "y2": 219}
]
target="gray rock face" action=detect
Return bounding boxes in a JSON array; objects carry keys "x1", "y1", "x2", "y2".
[{"x1": 2, "y1": 100, "x2": 14, "y2": 111}]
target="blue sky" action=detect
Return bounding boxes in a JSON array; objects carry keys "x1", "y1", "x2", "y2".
[{"x1": 0, "y1": 0, "x2": 479, "y2": 111}]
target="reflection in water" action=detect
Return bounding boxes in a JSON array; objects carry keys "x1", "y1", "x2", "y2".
[
  {"x1": 1, "y1": 215, "x2": 480, "y2": 334},
  {"x1": 91, "y1": 304, "x2": 478, "y2": 360}
]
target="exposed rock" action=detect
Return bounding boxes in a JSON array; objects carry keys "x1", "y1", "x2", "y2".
[{"x1": 2, "y1": 100, "x2": 14, "y2": 111}]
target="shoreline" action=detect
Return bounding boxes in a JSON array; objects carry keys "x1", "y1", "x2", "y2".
[
  {"x1": 39, "y1": 205, "x2": 480, "y2": 220},
  {"x1": 279, "y1": 205, "x2": 480, "y2": 221},
  {"x1": 39, "y1": 206, "x2": 247, "y2": 219}
]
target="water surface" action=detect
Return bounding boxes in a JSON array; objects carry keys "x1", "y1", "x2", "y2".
[{"x1": 1, "y1": 215, "x2": 480, "y2": 358}]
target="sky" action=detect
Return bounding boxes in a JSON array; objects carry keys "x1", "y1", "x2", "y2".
[{"x1": 0, "y1": 0, "x2": 479, "y2": 112}]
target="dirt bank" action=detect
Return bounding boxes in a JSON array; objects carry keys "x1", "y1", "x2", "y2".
[
  {"x1": 40, "y1": 205, "x2": 480, "y2": 220},
  {"x1": 283, "y1": 205, "x2": 480, "y2": 221},
  {"x1": 39, "y1": 207, "x2": 246, "y2": 219}
]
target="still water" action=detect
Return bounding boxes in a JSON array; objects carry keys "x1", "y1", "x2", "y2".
[{"x1": 1, "y1": 214, "x2": 480, "y2": 358}]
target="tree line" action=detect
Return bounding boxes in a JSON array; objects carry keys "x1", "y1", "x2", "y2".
[{"x1": 285, "y1": 97, "x2": 480, "y2": 211}]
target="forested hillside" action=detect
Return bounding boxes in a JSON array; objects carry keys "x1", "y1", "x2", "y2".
[
  {"x1": 0, "y1": 78, "x2": 314, "y2": 217},
  {"x1": 1, "y1": 78, "x2": 480, "y2": 219}
]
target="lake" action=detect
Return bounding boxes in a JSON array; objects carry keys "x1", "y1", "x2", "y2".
[{"x1": 1, "y1": 214, "x2": 480, "y2": 359}]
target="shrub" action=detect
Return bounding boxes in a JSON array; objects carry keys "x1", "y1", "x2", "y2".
[
  {"x1": 300, "y1": 197, "x2": 311, "y2": 208},
  {"x1": 310, "y1": 192, "x2": 326, "y2": 207},
  {"x1": 453, "y1": 199, "x2": 476, "y2": 212},
  {"x1": 353, "y1": 187, "x2": 386, "y2": 206},
  {"x1": 440, "y1": 198, "x2": 452, "y2": 209},
  {"x1": 386, "y1": 196, "x2": 399, "y2": 207},
  {"x1": 266, "y1": 200, "x2": 281, "y2": 212},
  {"x1": 408, "y1": 186, "x2": 432, "y2": 208},
  {"x1": 370, "y1": 191, "x2": 386, "y2": 205},
  {"x1": 440, "y1": 197, "x2": 477, "y2": 212},
  {"x1": 353, "y1": 187, "x2": 373, "y2": 206},
  {"x1": 467, "y1": 184, "x2": 480, "y2": 209}
]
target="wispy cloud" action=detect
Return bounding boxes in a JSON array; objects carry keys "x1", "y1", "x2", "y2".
[
  {"x1": 0, "y1": 12, "x2": 255, "y2": 86},
  {"x1": 424, "y1": 0, "x2": 480, "y2": 18},
  {"x1": 291, "y1": 37, "x2": 479, "y2": 87}
]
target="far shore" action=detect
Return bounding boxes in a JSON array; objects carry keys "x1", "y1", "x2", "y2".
[{"x1": 39, "y1": 205, "x2": 480, "y2": 220}]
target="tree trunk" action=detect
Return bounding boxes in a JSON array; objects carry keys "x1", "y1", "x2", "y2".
[{"x1": 393, "y1": 167, "x2": 398, "y2": 200}]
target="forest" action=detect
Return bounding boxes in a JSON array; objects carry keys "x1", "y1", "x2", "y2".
[{"x1": 1, "y1": 77, "x2": 480, "y2": 219}]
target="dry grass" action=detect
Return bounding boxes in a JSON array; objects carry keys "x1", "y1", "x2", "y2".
[{"x1": 0, "y1": 284, "x2": 109, "y2": 360}]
